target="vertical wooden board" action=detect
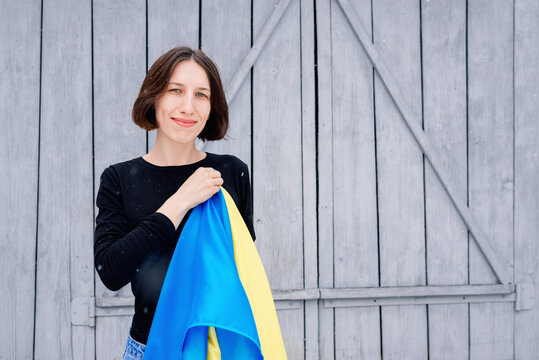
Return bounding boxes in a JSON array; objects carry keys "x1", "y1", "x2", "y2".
[
  {"x1": 93, "y1": 0, "x2": 147, "y2": 354},
  {"x1": 34, "y1": 0, "x2": 94, "y2": 358},
  {"x1": 422, "y1": 0, "x2": 468, "y2": 288},
  {"x1": 277, "y1": 306, "x2": 305, "y2": 360},
  {"x1": 335, "y1": 308, "x2": 380, "y2": 359},
  {"x1": 93, "y1": 0, "x2": 146, "y2": 291},
  {"x1": 372, "y1": 0, "x2": 425, "y2": 287},
  {"x1": 469, "y1": 302, "x2": 513, "y2": 358},
  {"x1": 252, "y1": 0, "x2": 304, "y2": 356},
  {"x1": 381, "y1": 305, "x2": 427, "y2": 360},
  {"x1": 421, "y1": 1, "x2": 468, "y2": 359},
  {"x1": 468, "y1": 1, "x2": 514, "y2": 358},
  {"x1": 0, "y1": 1, "x2": 41, "y2": 358},
  {"x1": 93, "y1": 0, "x2": 147, "y2": 189},
  {"x1": 304, "y1": 302, "x2": 318, "y2": 360},
  {"x1": 514, "y1": 0, "x2": 539, "y2": 358},
  {"x1": 300, "y1": 0, "x2": 319, "y2": 358},
  {"x1": 300, "y1": 0, "x2": 317, "y2": 291},
  {"x1": 372, "y1": 0, "x2": 427, "y2": 358},
  {"x1": 252, "y1": 0, "x2": 303, "y2": 292},
  {"x1": 467, "y1": 0, "x2": 514, "y2": 284},
  {"x1": 318, "y1": 300, "x2": 334, "y2": 360},
  {"x1": 332, "y1": 0, "x2": 377, "y2": 290},
  {"x1": 201, "y1": 0, "x2": 252, "y2": 163},
  {"x1": 147, "y1": 0, "x2": 199, "y2": 65},
  {"x1": 427, "y1": 304, "x2": 468, "y2": 360},
  {"x1": 96, "y1": 316, "x2": 132, "y2": 360},
  {"x1": 316, "y1": 0, "x2": 334, "y2": 291},
  {"x1": 316, "y1": 0, "x2": 335, "y2": 357},
  {"x1": 331, "y1": 0, "x2": 380, "y2": 358},
  {"x1": 147, "y1": 0, "x2": 199, "y2": 149},
  {"x1": 380, "y1": 305, "x2": 427, "y2": 360}
]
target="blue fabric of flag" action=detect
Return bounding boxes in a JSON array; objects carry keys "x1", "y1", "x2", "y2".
[{"x1": 143, "y1": 189, "x2": 263, "y2": 359}]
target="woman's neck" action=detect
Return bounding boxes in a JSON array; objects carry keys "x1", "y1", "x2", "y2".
[{"x1": 143, "y1": 132, "x2": 206, "y2": 166}]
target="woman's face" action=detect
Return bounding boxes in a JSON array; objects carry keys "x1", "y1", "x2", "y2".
[{"x1": 154, "y1": 60, "x2": 211, "y2": 145}]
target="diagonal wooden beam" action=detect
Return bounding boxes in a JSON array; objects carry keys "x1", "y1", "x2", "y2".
[
  {"x1": 336, "y1": 0, "x2": 512, "y2": 285},
  {"x1": 225, "y1": 0, "x2": 293, "y2": 103}
]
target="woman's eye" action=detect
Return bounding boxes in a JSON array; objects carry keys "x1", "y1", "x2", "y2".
[
  {"x1": 196, "y1": 92, "x2": 208, "y2": 98},
  {"x1": 169, "y1": 88, "x2": 181, "y2": 93}
]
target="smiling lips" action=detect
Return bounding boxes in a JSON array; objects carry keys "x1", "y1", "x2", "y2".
[{"x1": 172, "y1": 117, "x2": 196, "y2": 128}]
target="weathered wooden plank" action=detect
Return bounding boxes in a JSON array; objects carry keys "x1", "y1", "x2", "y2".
[
  {"x1": 93, "y1": 0, "x2": 146, "y2": 290},
  {"x1": 201, "y1": 0, "x2": 251, "y2": 163},
  {"x1": 96, "y1": 316, "x2": 132, "y2": 360},
  {"x1": 331, "y1": 0, "x2": 380, "y2": 358},
  {"x1": 147, "y1": 0, "x2": 199, "y2": 65},
  {"x1": 514, "y1": 0, "x2": 539, "y2": 358},
  {"x1": 276, "y1": 302, "x2": 303, "y2": 311},
  {"x1": 315, "y1": 0, "x2": 335, "y2": 357},
  {"x1": 320, "y1": 284, "x2": 514, "y2": 298},
  {"x1": 325, "y1": 293, "x2": 515, "y2": 308},
  {"x1": 93, "y1": 284, "x2": 517, "y2": 317},
  {"x1": 273, "y1": 288, "x2": 320, "y2": 300},
  {"x1": 97, "y1": 300, "x2": 301, "y2": 316},
  {"x1": 94, "y1": 284, "x2": 516, "y2": 303},
  {"x1": 421, "y1": 1, "x2": 469, "y2": 359},
  {"x1": 94, "y1": 288, "x2": 321, "y2": 307},
  {"x1": 332, "y1": 0, "x2": 377, "y2": 290},
  {"x1": 370, "y1": 0, "x2": 425, "y2": 257},
  {"x1": 93, "y1": 0, "x2": 147, "y2": 356},
  {"x1": 96, "y1": 303, "x2": 299, "y2": 318},
  {"x1": 252, "y1": 0, "x2": 303, "y2": 357},
  {"x1": 147, "y1": 0, "x2": 199, "y2": 150},
  {"x1": 299, "y1": 0, "x2": 319, "y2": 358},
  {"x1": 276, "y1": 304, "x2": 305, "y2": 360},
  {"x1": 371, "y1": 0, "x2": 427, "y2": 358},
  {"x1": 252, "y1": 0, "x2": 302, "y2": 293},
  {"x1": 336, "y1": 308, "x2": 380, "y2": 359},
  {"x1": 34, "y1": 0, "x2": 94, "y2": 358},
  {"x1": 0, "y1": 1, "x2": 41, "y2": 358},
  {"x1": 468, "y1": 0, "x2": 514, "y2": 358}
]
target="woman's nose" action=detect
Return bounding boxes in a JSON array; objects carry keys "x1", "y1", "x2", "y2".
[{"x1": 180, "y1": 94, "x2": 195, "y2": 115}]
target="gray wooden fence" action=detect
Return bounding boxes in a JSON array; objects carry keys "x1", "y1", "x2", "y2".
[{"x1": 1, "y1": 0, "x2": 538, "y2": 359}]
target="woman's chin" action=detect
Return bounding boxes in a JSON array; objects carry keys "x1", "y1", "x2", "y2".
[
  {"x1": 158, "y1": 129, "x2": 201, "y2": 146},
  {"x1": 171, "y1": 135, "x2": 198, "y2": 145}
]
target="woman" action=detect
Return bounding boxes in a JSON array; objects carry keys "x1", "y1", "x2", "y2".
[{"x1": 94, "y1": 46, "x2": 256, "y2": 359}]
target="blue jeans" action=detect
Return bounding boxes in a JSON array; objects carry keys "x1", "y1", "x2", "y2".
[{"x1": 123, "y1": 331, "x2": 146, "y2": 360}]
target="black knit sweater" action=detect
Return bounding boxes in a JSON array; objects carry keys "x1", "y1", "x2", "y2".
[{"x1": 94, "y1": 153, "x2": 255, "y2": 345}]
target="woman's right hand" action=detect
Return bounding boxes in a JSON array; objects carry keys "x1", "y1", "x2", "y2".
[{"x1": 156, "y1": 167, "x2": 223, "y2": 228}]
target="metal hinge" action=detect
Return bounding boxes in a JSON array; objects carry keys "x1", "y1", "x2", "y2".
[
  {"x1": 515, "y1": 283, "x2": 535, "y2": 311},
  {"x1": 71, "y1": 297, "x2": 95, "y2": 327}
]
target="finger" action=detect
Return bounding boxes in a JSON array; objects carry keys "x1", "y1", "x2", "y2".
[
  {"x1": 211, "y1": 177, "x2": 224, "y2": 186},
  {"x1": 207, "y1": 185, "x2": 220, "y2": 197}
]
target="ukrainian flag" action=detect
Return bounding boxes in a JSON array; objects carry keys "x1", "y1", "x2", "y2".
[{"x1": 144, "y1": 188, "x2": 287, "y2": 359}]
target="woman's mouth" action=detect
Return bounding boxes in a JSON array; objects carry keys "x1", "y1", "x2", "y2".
[{"x1": 172, "y1": 117, "x2": 196, "y2": 128}]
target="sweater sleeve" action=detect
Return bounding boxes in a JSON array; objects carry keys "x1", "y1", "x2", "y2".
[{"x1": 94, "y1": 166, "x2": 176, "y2": 291}]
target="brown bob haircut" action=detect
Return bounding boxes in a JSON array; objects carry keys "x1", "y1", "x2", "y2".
[{"x1": 132, "y1": 46, "x2": 228, "y2": 141}]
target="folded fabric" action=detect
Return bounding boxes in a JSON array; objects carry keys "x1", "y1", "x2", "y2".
[{"x1": 144, "y1": 188, "x2": 287, "y2": 359}]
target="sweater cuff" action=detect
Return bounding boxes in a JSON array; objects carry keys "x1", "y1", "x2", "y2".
[{"x1": 150, "y1": 212, "x2": 176, "y2": 242}]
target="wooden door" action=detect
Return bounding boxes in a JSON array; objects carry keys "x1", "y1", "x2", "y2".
[{"x1": 315, "y1": 0, "x2": 536, "y2": 359}]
